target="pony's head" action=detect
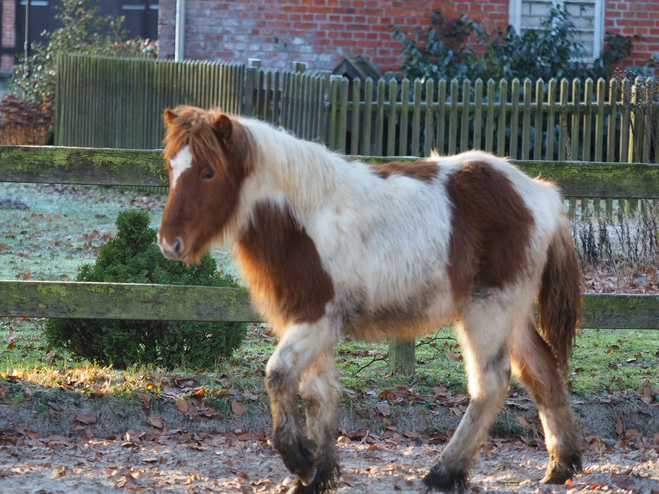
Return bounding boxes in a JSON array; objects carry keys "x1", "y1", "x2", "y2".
[{"x1": 158, "y1": 106, "x2": 254, "y2": 263}]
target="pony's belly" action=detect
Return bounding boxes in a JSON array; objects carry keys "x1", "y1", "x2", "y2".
[
  {"x1": 343, "y1": 313, "x2": 450, "y2": 342},
  {"x1": 327, "y1": 281, "x2": 456, "y2": 342}
]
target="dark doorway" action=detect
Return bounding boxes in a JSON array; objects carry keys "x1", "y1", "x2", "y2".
[{"x1": 11, "y1": 0, "x2": 158, "y2": 62}]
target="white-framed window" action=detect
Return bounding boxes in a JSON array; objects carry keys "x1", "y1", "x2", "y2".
[{"x1": 508, "y1": 0, "x2": 605, "y2": 61}]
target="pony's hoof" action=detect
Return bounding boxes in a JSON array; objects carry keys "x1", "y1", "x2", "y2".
[
  {"x1": 275, "y1": 436, "x2": 317, "y2": 486},
  {"x1": 286, "y1": 455, "x2": 341, "y2": 494},
  {"x1": 423, "y1": 462, "x2": 469, "y2": 493},
  {"x1": 540, "y1": 454, "x2": 583, "y2": 485}
]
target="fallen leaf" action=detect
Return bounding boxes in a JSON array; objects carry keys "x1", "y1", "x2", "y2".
[
  {"x1": 614, "y1": 416, "x2": 624, "y2": 436},
  {"x1": 197, "y1": 407, "x2": 218, "y2": 418},
  {"x1": 139, "y1": 393, "x2": 151, "y2": 409},
  {"x1": 75, "y1": 411, "x2": 97, "y2": 425},
  {"x1": 147, "y1": 415, "x2": 164, "y2": 429},
  {"x1": 176, "y1": 398, "x2": 191, "y2": 415},
  {"x1": 115, "y1": 474, "x2": 140, "y2": 488},
  {"x1": 232, "y1": 401, "x2": 245, "y2": 416},
  {"x1": 640, "y1": 385, "x2": 653, "y2": 404},
  {"x1": 51, "y1": 465, "x2": 67, "y2": 479},
  {"x1": 374, "y1": 402, "x2": 391, "y2": 417}
]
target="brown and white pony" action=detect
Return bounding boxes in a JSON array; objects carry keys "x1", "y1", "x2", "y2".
[{"x1": 158, "y1": 106, "x2": 582, "y2": 494}]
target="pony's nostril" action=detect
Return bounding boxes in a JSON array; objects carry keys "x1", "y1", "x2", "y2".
[{"x1": 173, "y1": 238, "x2": 183, "y2": 254}]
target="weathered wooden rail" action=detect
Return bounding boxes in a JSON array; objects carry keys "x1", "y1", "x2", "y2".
[{"x1": 2, "y1": 145, "x2": 659, "y2": 375}]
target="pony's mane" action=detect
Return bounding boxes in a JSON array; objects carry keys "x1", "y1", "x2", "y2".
[{"x1": 233, "y1": 116, "x2": 348, "y2": 215}]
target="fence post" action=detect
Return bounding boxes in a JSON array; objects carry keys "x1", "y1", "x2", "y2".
[
  {"x1": 328, "y1": 75, "x2": 341, "y2": 151},
  {"x1": 389, "y1": 340, "x2": 415, "y2": 376},
  {"x1": 292, "y1": 61, "x2": 306, "y2": 73},
  {"x1": 244, "y1": 59, "x2": 261, "y2": 117}
]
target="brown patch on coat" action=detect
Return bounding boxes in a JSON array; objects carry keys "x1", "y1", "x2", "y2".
[
  {"x1": 446, "y1": 161, "x2": 535, "y2": 302},
  {"x1": 369, "y1": 160, "x2": 439, "y2": 183},
  {"x1": 236, "y1": 201, "x2": 335, "y2": 327},
  {"x1": 538, "y1": 219, "x2": 582, "y2": 372},
  {"x1": 159, "y1": 106, "x2": 255, "y2": 262}
]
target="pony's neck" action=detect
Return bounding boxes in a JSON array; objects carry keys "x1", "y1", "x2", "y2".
[{"x1": 240, "y1": 117, "x2": 348, "y2": 218}]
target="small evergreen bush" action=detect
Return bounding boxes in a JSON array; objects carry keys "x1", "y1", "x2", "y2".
[{"x1": 45, "y1": 210, "x2": 247, "y2": 370}]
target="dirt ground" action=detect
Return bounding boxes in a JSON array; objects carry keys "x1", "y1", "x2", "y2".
[{"x1": 0, "y1": 426, "x2": 657, "y2": 494}]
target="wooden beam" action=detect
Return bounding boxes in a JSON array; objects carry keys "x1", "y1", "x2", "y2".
[
  {"x1": 0, "y1": 281, "x2": 260, "y2": 322},
  {"x1": 1, "y1": 281, "x2": 658, "y2": 329},
  {"x1": 0, "y1": 146, "x2": 167, "y2": 186},
  {"x1": 364, "y1": 157, "x2": 659, "y2": 199},
  {"x1": 581, "y1": 293, "x2": 659, "y2": 330},
  {"x1": 2, "y1": 146, "x2": 659, "y2": 198}
]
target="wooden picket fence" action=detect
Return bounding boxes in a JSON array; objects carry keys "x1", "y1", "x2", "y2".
[
  {"x1": 55, "y1": 54, "x2": 659, "y2": 166},
  {"x1": 2, "y1": 145, "x2": 659, "y2": 375},
  {"x1": 325, "y1": 76, "x2": 659, "y2": 165},
  {"x1": 55, "y1": 55, "x2": 246, "y2": 149}
]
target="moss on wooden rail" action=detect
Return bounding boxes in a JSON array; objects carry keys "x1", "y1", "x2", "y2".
[
  {"x1": 0, "y1": 146, "x2": 166, "y2": 186},
  {"x1": 581, "y1": 293, "x2": 659, "y2": 330},
  {"x1": 0, "y1": 281, "x2": 260, "y2": 322},
  {"x1": 363, "y1": 157, "x2": 659, "y2": 199},
  {"x1": 2, "y1": 146, "x2": 659, "y2": 198}
]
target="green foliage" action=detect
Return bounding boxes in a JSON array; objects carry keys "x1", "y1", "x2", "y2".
[
  {"x1": 11, "y1": 0, "x2": 156, "y2": 103},
  {"x1": 395, "y1": 6, "x2": 634, "y2": 82},
  {"x1": 45, "y1": 210, "x2": 247, "y2": 370}
]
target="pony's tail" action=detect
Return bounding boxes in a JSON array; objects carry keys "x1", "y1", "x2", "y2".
[{"x1": 537, "y1": 218, "x2": 582, "y2": 374}]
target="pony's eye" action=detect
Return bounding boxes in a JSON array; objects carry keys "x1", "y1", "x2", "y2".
[{"x1": 203, "y1": 169, "x2": 215, "y2": 179}]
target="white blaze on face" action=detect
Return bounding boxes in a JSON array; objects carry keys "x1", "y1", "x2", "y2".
[{"x1": 169, "y1": 145, "x2": 193, "y2": 190}]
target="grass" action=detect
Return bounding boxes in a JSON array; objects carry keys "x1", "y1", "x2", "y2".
[{"x1": 0, "y1": 183, "x2": 658, "y2": 434}]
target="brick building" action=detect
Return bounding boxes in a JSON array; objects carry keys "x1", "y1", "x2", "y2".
[
  {"x1": 1, "y1": 0, "x2": 16, "y2": 73},
  {"x1": 157, "y1": 0, "x2": 658, "y2": 74}
]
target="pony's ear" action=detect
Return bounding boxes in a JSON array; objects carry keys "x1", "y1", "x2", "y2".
[
  {"x1": 164, "y1": 109, "x2": 177, "y2": 127},
  {"x1": 213, "y1": 114, "x2": 233, "y2": 143}
]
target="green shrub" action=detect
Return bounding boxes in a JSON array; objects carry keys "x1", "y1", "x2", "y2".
[
  {"x1": 394, "y1": 6, "x2": 634, "y2": 83},
  {"x1": 11, "y1": 0, "x2": 156, "y2": 103},
  {"x1": 45, "y1": 210, "x2": 247, "y2": 370}
]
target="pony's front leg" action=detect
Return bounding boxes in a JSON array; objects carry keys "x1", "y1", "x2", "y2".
[
  {"x1": 292, "y1": 352, "x2": 342, "y2": 493},
  {"x1": 265, "y1": 316, "x2": 338, "y2": 489}
]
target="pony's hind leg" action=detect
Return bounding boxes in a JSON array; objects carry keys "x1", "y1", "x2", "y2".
[
  {"x1": 510, "y1": 319, "x2": 582, "y2": 484},
  {"x1": 289, "y1": 352, "x2": 342, "y2": 494},
  {"x1": 266, "y1": 317, "x2": 338, "y2": 489},
  {"x1": 424, "y1": 300, "x2": 513, "y2": 493}
]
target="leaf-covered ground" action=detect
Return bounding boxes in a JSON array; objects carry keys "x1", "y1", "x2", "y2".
[
  {"x1": 0, "y1": 426, "x2": 657, "y2": 493},
  {"x1": 1, "y1": 183, "x2": 659, "y2": 492}
]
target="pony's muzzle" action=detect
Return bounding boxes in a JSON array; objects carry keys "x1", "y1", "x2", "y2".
[{"x1": 158, "y1": 231, "x2": 185, "y2": 260}]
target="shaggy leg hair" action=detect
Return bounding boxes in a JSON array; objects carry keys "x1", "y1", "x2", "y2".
[
  {"x1": 265, "y1": 319, "x2": 339, "y2": 488},
  {"x1": 424, "y1": 299, "x2": 513, "y2": 493},
  {"x1": 510, "y1": 319, "x2": 582, "y2": 484},
  {"x1": 289, "y1": 354, "x2": 343, "y2": 493}
]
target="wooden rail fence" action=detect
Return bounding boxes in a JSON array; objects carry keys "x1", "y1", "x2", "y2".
[{"x1": 2, "y1": 145, "x2": 659, "y2": 375}]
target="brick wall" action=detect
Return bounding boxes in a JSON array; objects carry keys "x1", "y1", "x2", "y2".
[
  {"x1": 1, "y1": 0, "x2": 16, "y2": 72},
  {"x1": 158, "y1": 0, "x2": 509, "y2": 73},
  {"x1": 605, "y1": 0, "x2": 659, "y2": 70}
]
